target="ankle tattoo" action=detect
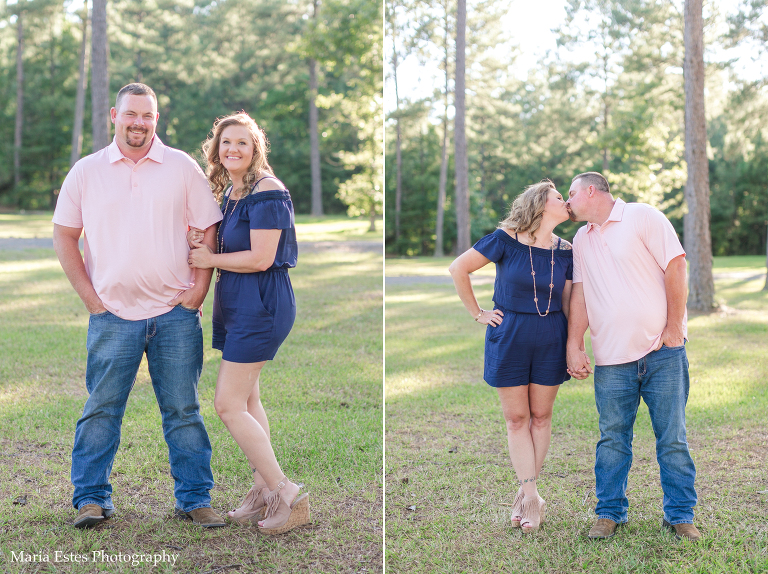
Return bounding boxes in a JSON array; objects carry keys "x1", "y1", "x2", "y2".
[{"x1": 521, "y1": 476, "x2": 536, "y2": 484}]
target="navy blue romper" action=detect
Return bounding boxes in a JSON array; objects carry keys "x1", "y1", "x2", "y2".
[
  {"x1": 473, "y1": 229, "x2": 573, "y2": 387},
  {"x1": 212, "y1": 186, "x2": 297, "y2": 363}
]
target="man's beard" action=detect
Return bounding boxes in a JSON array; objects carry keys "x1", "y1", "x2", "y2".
[{"x1": 124, "y1": 128, "x2": 149, "y2": 148}]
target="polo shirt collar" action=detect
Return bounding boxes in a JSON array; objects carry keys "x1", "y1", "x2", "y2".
[
  {"x1": 107, "y1": 135, "x2": 166, "y2": 164},
  {"x1": 586, "y1": 197, "x2": 626, "y2": 232}
]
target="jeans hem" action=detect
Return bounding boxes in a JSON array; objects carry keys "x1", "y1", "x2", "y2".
[
  {"x1": 176, "y1": 503, "x2": 211, "y2": 513},
  {"x1": 665, "y1": 518, "x2": 694, "y2": 526},
  {"x1": 76, "y1": 499, "x2": 114, "y2": 511},
  {"x1": 596, "y1": 514, "x2": 627, "y2": 524}
]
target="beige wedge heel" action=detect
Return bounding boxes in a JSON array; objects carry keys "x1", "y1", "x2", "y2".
[
  {"x1": 520, "y1": 495, "x2": 546, "y2": 533},
  {"x1": 258, "y1": 478, "x2": 310, "y2": 535}
]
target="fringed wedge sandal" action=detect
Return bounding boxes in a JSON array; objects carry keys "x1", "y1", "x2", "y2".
[
  {"x1": 509, "y1": 486, "x2": 525, "y2": 528},
  {"x1": 257, "y1": 477, "x2": 310, "y2": 535},
  {"x1": 228, "y1": 485, "x2": 268, "y2": 525},
  {"x1": 520, "y1": 494, "x2": 546, "y2": 533}
]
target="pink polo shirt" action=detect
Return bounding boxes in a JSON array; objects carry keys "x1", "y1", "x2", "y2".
[
  {"x1": 53, "y1": 136, "x2": 223, "y2": 320},
  {"x1": 572, "y1": 198, "x2": 687, "y2": 366}
]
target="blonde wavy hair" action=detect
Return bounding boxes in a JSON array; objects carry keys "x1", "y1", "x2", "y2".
[
  {"x1": 499, "y1": 179, "x2": 556, "y2": 244},
  {"x1": 202, "y1": 112, "x2": 274, "y2": 201}
]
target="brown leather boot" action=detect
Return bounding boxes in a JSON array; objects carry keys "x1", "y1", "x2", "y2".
[
  {"x1": 588, "y1": 518, "x2": 618, "y2": 539},
  {"x1": 74, "y1": 504, "x2": 114, "y2": 529},
  {"x1": 663, "y1": 519, "x2": 701, "y2": 541},
  {"x1": 175, "y1": 506, "x2": 226, "y2": 528}
]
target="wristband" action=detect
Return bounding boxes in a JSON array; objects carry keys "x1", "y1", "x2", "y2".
[{"x1": 474, "y1": 309, "x2": 484, "y2": 322}]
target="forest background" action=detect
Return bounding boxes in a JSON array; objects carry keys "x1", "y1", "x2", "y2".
[
  {"x1": 0, "y1": 0, "x2": 382, "y2": 223},
  {"x1": 385, "y1": 0, "x2": 768, "y2": 258}
]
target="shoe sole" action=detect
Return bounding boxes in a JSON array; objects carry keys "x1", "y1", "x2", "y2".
[
  {"x1": 74, "y1": 515, "x2": 104, "y2": 529},
  {"x1": 258, "y1": 494, "x2": 310, "y2": 535},
  {"x1": 74, "y1": 507, "x2": 114, "y2": 529}
]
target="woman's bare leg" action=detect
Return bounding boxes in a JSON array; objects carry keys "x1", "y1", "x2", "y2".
[
  {"x1": 215, "y1": 360, "x2": 299, "y2": 507},
  {"x1": 528, "y1": 384, "x2": 560, "y2": 478},
  {"x1": 498, "y1": 386, "x2": 538, "y2": 498}
]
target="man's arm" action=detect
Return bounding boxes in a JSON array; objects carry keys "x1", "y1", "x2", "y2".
[
  {"x1": 168, "y1": 223, "x2": 217, "y2": 309},
  {"x1": 53, "y1": 224, "x2": 106, "y2": 314},
  {"x1": 656, "y1": 254, "x2": 687, "y2": 349},
  {"x1": 566, "y1": 282, "x2": 592, "y2": 379}
]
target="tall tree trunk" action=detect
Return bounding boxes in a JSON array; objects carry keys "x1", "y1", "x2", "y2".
[
  {"x1": 309, "y1": 0, "x2": 322, "y2": 216},
  {"x1": 70, "y1": 1, "x2": 89, "y2": 168},
  {"x1": 454, "y1": 0, "x2": 470, "y2": 254},
  {"x1": 91, "y1": 0, "x2": 110, "y2": 152},
  {"x1": 683, "y1": 0, "x2": 715, "y2": 310},
  {"x1": 435, "y1": 116, "x2": 448, "y2": 257},
  {"x1": 14, "y1": 12, "x2": 24, "y2": 190},
  {"x1": 392, "y1": 19, "x2": 402, "y2": 241},
  {"x1": 434, "y1": 2, "x2": 449, "y2": 258}
]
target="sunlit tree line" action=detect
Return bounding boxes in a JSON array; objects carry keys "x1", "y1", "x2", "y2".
[
  {"x1": 386, "y1": 0, "x2": 768, "y2": 263},
  {"x1": 0, "y1": 0, "x2": 382, "y2": 224}
]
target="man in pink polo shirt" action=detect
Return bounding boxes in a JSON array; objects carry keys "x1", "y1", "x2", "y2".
[
  {"x1": 53, "y1": 83, "x2": 224, "y2": 529},
  {"x1": 564, "y1": 172, "x2": 700, "y2": 542}
]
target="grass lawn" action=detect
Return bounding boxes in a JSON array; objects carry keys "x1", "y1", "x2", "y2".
[
  {"x1": 0, "y1": 215, "x2": 383, "y2": 573},
  {"x1": 385, "y1": 255, "x2": 768, "y2": 574}
]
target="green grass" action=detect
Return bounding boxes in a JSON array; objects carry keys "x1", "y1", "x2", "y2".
[
  {"x1": 0, "y1": 216, "x2": 383, "y2": 573},
  {"x1": 0, "y1": 212, "x2": 382, "y2": 243},
  {"x1": 385, "y1": 257, "x2": 768, "y2": 574}
]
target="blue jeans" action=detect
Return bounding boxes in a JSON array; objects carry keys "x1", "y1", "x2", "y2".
[
  {"x1": 593, "y1": 344, "x2": 697, "y2": 525},
  {"x1": 71, "y1": 306, "x2": 215, "y2": 512}
]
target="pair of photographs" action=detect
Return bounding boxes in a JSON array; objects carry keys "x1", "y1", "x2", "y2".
[{"x1": 4, "y1": 0, "x2": 767, "y2": 572}]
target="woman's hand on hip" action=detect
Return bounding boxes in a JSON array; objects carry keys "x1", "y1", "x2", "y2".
[{"x1": 477, "y1": 308, "x2": 503, "y2": 327}]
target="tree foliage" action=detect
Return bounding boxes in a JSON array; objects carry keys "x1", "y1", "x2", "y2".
[
  {"x1": 0, "y1": 0, "x2": 381, "y2": 214},
  {"x1": 385, "y1": 0, "x2": 768, "y2": 257}
]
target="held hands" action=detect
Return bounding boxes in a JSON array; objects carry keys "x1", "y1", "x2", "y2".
[
  {"x1": 476, "y1": 308, "x2": 504, "y2": 327},
  {"x1": 566, "y1": 344, "x2": 593, "y2": 380},
  {"x1": 654, "y1": 322, "x2": 685, "y2": 350},
  {"x1": 187, "y1": 227, "x2": 204, "y2": 248},
  {"x1": 188, "y1": 239, "x2": 215, "y2": 269}
]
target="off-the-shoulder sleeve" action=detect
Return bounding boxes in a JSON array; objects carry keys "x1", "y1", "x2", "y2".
[
  {"x1": 473, "y1": 232, "x2": 504, "y2": 263},
  {"x1": 246, "y1": 199, "x2": 294, "y2": 230}
]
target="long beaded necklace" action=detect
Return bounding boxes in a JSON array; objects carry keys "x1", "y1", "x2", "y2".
[
  {"x1": 527, "y1": 234, "x2": 556, "y2": 317},
  {"x1": 215, "y1": 186, "x2": 242, "y2": 283}
]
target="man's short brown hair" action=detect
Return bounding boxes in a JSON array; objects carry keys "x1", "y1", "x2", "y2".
[
  {"x1": 572, "y1": 172, "x2": 610, "y2": 194},
  {"x1": 115, "y1": 83, "x2": 157, "y2": 112}
]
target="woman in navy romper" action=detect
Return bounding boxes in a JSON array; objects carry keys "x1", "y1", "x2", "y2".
[
  {"x1": 449, "y1": 180, "x2": 573, "y2": 533},
  {"x1": 188, "y1": 113, "x2": 308, "y2": 534}
]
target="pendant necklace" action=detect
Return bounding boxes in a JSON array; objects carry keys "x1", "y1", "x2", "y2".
[
  {"x1": 527, "y1": 234, "x2": 555, "y2": 317},
  {"x1": 215, "y1": 186, "x2": 242, "y2": 283}
]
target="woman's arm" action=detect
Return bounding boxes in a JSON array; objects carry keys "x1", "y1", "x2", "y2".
[
  {"x1": 448, "y1": 248, "x2": 503, "y2": 326},
  {"x1": 561, "y1": 279, "x2": 572, "y2": 321},
  {"x1": 189, "y1": 228, "x2": 281, "y2": 273}
]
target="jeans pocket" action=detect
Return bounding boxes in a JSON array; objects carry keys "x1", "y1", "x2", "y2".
[
  {"x1": 89, "y1": 310, "x2": 110, "y2": 317},
  {"x1": 177, "y1": 305, "x2": 200, "y2": 315}
]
